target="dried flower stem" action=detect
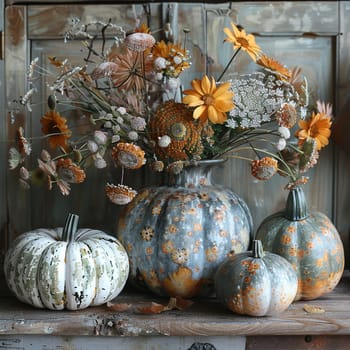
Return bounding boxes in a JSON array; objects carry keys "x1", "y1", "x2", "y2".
[{"x1": 217, "y1": 47, "x2": 241, "y2": 82}]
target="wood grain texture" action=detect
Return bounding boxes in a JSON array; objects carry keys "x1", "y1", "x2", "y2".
[
  {"x1": 1, "y1": 273, "x2": 350, "y2": 337},
  {"x1": 334, "y1": 1, "x2": 350, "y2": 268},
  {"x1": 246, "y1": 335, "x2": 350, "y2": 350},
  {"x1": 4, "y1": 1, "x2": 341, "y2": 232}
]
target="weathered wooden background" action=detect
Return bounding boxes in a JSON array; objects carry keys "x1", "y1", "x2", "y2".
[{"x1": 2, "y1": 0, "x2": 350, "y2": 286}]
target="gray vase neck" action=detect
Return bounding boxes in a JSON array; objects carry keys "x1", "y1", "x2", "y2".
[{"x1": 172, "y1": 159, "x2": 225, "y2": 187}]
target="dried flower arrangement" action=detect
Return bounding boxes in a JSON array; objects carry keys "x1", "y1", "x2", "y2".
[{"x1": 8, "y1": 18, "x2": 332, "y2": 204}]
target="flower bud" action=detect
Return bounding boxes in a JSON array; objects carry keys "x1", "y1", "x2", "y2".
[
  {"x1": 94, "y1": 130, "x2": 108, "y2": 145},
  {"x1": 94, "y1": 156, "x2": 107, "y2": 169},
  {"x1": 128, "y1": 131, "x2": 139, "y2": 141},
  {"x1": 154, "y1": 57, "x2": 167, "y2": 70},
  {"x1": 112, "y1": 135, "x2": 120, "y2": 143},
  {"x1": 87, "y1": 140, "x2": 99, "y2": 153},
  {"x1": 278, "y1": 126, "x2": 291, "y2": 139},
  {"x1": 117, "y1": 106, "x2": 127, "y2": 115},
  {"x1": 276, "y1": 138, "x2": 287, "y2": 151},
  {"x1": 158, "y1": 135, "x2": 171, "y2": 148}
]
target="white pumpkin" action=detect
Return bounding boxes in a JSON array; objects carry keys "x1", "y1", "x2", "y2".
[{"x1": 4, "y1": 213, "x2": 129, "y2": 310}]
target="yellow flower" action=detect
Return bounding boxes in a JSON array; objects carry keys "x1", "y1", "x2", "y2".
[
  {"x1": 223, "y1": 22, "x2": 261, "y2": 62},
  {"x1": 295, "y1": 112, "x2": 332, "y2": 151},
  {"x1": 40, "y1": 110, "x2": 71, "y2": 150},
  {"x1": 182, "y1": 75, "x2": 234, "y2": 124}
]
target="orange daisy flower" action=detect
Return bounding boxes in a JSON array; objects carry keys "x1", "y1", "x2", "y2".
[
  {"x1": 257, "y1": 54, "x2": 292, "y2": 79},
  {"x1": 295, "y1": 112, "x2": 332, "y2": 151},
  {"x1": 112, "y1": 142, "x2": 146, "y2": 169},
  {"x1": 223, "y1": 22, "x2": 261, "y2": 62},
  {"x1": 182, "y1": 75, "x2": 234, "y2": 124},
  {"x1": 40, "y1": 110, "x2": 71, "y2": 149}
]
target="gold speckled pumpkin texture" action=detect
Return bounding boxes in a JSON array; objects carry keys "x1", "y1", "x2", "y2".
[
  {"x1": 255, "y1": 187, "x2": 344, "y2": 301},
  {"x1": 215, "y1": 240, "x2": 298, "y2": 316}
]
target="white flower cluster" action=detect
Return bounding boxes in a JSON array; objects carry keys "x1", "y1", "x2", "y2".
[
  {"x1": 90, "y1": 106, "x2": 147, "y2": 148},
  {"x1": 226, "y1": 72, "x2": 298, "y2": 129}
]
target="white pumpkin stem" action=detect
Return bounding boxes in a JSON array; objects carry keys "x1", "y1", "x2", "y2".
[
  {"x1": 62, "y1": 213, "x2": 79, "y2": 242},
  {"x1": 252, "y1": 240, "x2": 264, "y2": 258}
]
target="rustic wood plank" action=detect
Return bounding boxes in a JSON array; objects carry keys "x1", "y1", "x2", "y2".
[
  {"x1": 0, "y1": 334, "x2": 246, "y2": 350},
  {"x1": 334, "y1": 1, "x2": 350, "y2": 269},
  {"x1": 246, "y1": 335, "x2": 350, "y2": 350},
  {"x1": 1, "y1": 274, "x2": 350, "y2": 337}
]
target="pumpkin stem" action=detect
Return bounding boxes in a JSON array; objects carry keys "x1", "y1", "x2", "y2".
[
  {"x1": 62, "y1": 213, "x2": 79, "y2": 242},
  {"x1": 285, "y1": 186, "x2": 309, "y2": 221},
  {"x1": 252, "y1": 240, "x2": 264, "y2": 258}
]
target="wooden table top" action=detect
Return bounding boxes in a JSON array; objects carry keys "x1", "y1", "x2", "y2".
[{"x1": 1, "y1": 272, "x2": 350, "y2": 337}]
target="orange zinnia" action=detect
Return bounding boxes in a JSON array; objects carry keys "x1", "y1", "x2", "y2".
[
  {"x1": 111, "y1": 142, "x2": 146, "y2": 169},
  {"x1": 223, "y1": 22, "x2": 261, "y2": 62},
  {"x1": 40, "y1": 110, "x2": 71, "y2": 149},
  {"x1": 182, "y1": 75, "x2": 234, "y2": 124},
  {"x1": 295, "y1": 112, "x2": 332, "y2": 151}
]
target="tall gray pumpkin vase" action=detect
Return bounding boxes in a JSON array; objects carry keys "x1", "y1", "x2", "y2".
[
  {"x1": 117, "y1": 159, "x2": 253, "y2": 298},
  {"x1": 255, "y1": 186, "x2": 344, "y2": 301}
]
